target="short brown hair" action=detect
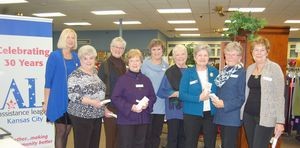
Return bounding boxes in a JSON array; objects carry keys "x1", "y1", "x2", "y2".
[
  {"x1": 251, "y1": 36, "x2": 270, "y2": 52},
  {"x1": 126, "y1": 49, "x2": 143, "y2": 63},
  {"x1": 148, "y1": 39, "x2": 165, "y2": 50}
]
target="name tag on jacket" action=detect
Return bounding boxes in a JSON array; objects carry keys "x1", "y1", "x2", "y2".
[
  {"x1": 136, "y1": 84, "x2": 144, "y2": 88},
  {"x1": 230, "y1": 74, "x2": 238, "y2": 78},
  {"x1": 262, "y1": 76, "x2": 272, "y2": 81},
  {"x1": 189, "y1": 80, "x2": 198, "y2": 85}
]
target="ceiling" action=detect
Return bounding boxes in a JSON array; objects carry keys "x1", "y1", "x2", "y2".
[{"x1": 1, "y1": 0, "x2": 300, "y2": 38}]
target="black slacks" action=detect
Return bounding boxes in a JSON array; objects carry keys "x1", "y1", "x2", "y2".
[
  {"x1": 243, "y1": 112, "x2": 274, "y2": 148},
  {"x1": 166, "y1": 119, "x2": 185, "y2": 148},
  {"x1": 69, "y1": 115, "x2": 102, "y2": 148},
  {"x1": 118, "y1": 124, "x2": 148, "y2": 148},
  {"x1": 220, "y1": 125, "x2": 239, "y2": 148},
  {"x1": 183, "y1": 112, "x2": 217, "y2": 148},
  {"x1": 145, "y1": 114, "x2": 165, "y2": 148}
]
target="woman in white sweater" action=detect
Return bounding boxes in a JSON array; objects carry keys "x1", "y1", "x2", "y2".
[{"x1": 241, "y1": 36, "x2": 285, "y2": 148}]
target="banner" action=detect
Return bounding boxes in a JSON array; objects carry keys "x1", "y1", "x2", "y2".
[{"x1": 0, "y1": 14, "x2": 54, "y2": 148}]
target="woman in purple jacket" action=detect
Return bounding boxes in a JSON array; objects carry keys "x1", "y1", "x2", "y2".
[{"x1": 111, "y1": 49, "x2": 157, "y2": 148}]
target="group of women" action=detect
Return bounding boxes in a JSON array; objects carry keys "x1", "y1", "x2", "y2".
[{"x1": 43, "y1": 28, "x2": 285, "y2": 148}]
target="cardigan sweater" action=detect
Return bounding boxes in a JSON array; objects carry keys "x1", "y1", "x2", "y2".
[
  {"x1": 44, "y1": 49, "x2": 80, "y2": 122},
  {"x1": 179, "y1": 65, "x2": 219, "y2": 116},
  {"x1": 111, "y1": 70, "x2": 157, "y2": 125},
  {"x1": 240, "y1": 59, "x2": 285, "y2": 127},
  {"x1": 213, "y1": 68, "x2": 246, "y2": 126}
]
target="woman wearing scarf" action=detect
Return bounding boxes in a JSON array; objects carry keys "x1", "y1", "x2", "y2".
[
  {"x1": 98, "y1": 37, "x2": 127, "y2": 148},
  {"x1": 213, "y1": 42, "x2": 246, "y2": 148},
  {"x1": 157, "y1": 44, "x2": 188, "y2": 148}
]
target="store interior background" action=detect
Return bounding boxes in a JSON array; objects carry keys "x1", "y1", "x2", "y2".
[{"x1": 2, "y1": 0, "x2": 300, "y2": 147}]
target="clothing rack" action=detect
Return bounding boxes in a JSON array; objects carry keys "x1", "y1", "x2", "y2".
[{"x1": 285, "y1": 67, "x2": 300, "y2": 135}]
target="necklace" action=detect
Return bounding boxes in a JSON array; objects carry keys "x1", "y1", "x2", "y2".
[{"x1": 254, "y1": 66, "x2": 263, "y2": 79}]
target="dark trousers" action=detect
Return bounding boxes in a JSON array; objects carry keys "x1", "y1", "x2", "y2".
[
  {"x1": 243, "y1": 112, "x2": 274, "y2": 148},
  {"x1": 118, "y1": 124, "x2": 148, "y2": 148},
  {"x1": 220, "y1": 125, "x2": 239, "y2": 148},
  {"x1": 166, "y1": 119, "x2": 185, "y2": 148},
  {"x1": 69, "y1": 115, "x2": 102, "y2": 148},
  {"x1": 104, "y1": 106, "x2": 118, "y2": 148},
  {"x1": 145, "y1": 114, "x2": 165, "y2": 148},
  {"x1": 183, "y1": 112, "x2": 217, "y2": 148}
]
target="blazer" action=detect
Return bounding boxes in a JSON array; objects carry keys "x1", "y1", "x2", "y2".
[
  {"x1": 241, "y1": 59, "x2": 285, "y2": 127},
  {"x1": 179, "y1": 65, "x2": 219, "y2": 116},
  {"x1": 44, "y1": 49, "x2": 80, "y2": 122},
  {"x1": 213, "y1": 68, "x2": 246, "y2": 126}
]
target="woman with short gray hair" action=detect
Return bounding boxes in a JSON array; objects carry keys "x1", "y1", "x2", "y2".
[
  {"x1": 68, "y1": 45, "x2": 107, "y2": 148},
  {"x1": 179, "y1": 44, "x2": 218, "y2": 148}
]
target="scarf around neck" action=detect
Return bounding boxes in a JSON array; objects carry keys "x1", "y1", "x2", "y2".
[{"x1": 215, "y1": 63, "x2": 243, "y2": 87}]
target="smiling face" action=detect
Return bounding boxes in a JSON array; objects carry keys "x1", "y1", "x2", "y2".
[
  {"x1": 128, "y1": 56, "x2": 142, "y2": 72},
  {"x1": 150, "y1": 45, "x2": 163, "y2": 61},
  {"x1": 252, "y1": 44, "x2": 268, "y2": 64},
  {"x1": 65, "y1": 32, "x2": 76, "y2": 50},
  {"x1": 225, "y1": 50, "x2": 242, "y2": 66},
  {"x1": 173, "y1": 48, "x2": 187, "y2": 67},
  {"x1": 194, "y1": 49, "x2": 209, "y2": 67},
  {"x1": 80, "y1": 54, "x2": 96, "y2": 71},
  {"x1": 110, "y1": 41, "x2": 125, "y2": 58}
]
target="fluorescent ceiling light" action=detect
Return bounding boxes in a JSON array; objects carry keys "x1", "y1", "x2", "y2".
[
  {"x1": 32, "y1": 12, "x2": 66, "y2": 17},
  {"x1": 113, "y1": 21, "x2": 141, "y2": 24},
  {"x1": 175, "y1": 28, "x2": 198, "y2": 31},
  {"x1": 168, "y1": 20, "x2": 196, "y2": 24},
  {"x1": 91, "y1": 10, "x2": 126, "y2": 15},
  {"x1": 64, "y1": 22, "x2": 91, "y2": 26},
  {"x1": 157, "y1": 9, "x2": 191, "y2": 13},
  {"x1": 290, "y1": 28, "x2": 300, "y2": 31},
  {"x1": 228, "y1": 7, "x2": 265, "y2": 12},
  {"x1": 180, "y1": 34, "x2": 200, "y2": 37},
  {"x1": 285, "y1": 20, "x2": 300, "y2": 23},
  {"x1": 0, "y1": 0, "x2": 28, "y2": 4}
]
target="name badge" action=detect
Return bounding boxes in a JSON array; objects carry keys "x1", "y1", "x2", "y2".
[
  {"x1": 189, "y1": 80, "x2": 198, "y2": 85},
  {"x1": 230, "y1": 74, "x2": 238, "y2": 78},
  {"x1": 136, "y1": 84, "x2": 144, "y2": 88},
  {"x1": 262, "y1": 76, "x2": 272, "y2": 81}
]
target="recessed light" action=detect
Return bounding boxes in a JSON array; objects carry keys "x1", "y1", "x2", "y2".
[
  {"x1": 168, "y1": 20, "x2": 196, "y2": 24},
  {"x1": 285, "y1": 20, "x2": 300, "y2": 23},
  {"x1": 175, "y1": 28, "x2": 198, "y2": 31},
  {"x1": 0, "y1": 0, "x2": 28, "y2": 4},
  {"x1": 228, "y1": 8, "x2": 265, "y2": 12},
  {"x1": 180, "y1": 34, "x2": 200, "y2": 37},
  {"x1": 64, "y1": 22, "x2": 91, "y2": 26},
  {"x1": 157, "y1": 9, "x2": 191, "y2": 14},
  {"x1": 91, "y1": 10, "x2": 126, "y2": 15},
  {"x1": 113, "y1": 21, "x2": 141, "y2": 24},
  {"x1": 32, "y1": 12, "x2": 66, "y2": 17}
]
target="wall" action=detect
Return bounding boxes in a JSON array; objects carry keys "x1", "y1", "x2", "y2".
[{"x1": 53, "y1": 30, "x2": 166, "y2": 52}]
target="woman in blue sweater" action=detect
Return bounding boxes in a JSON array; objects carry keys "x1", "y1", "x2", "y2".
[
  {"x1": 179, "y1": 44, "x2": 218, "y2": 148},
  {"x1": 43, "y1": 28, "x2": 80, "y2": 148},
  {"x1": 157, "y1": 44, "x2": 188, "y2": 148},
  {"x1": 142, "y1": 39, "x2": 168, "y2": 148},
  {"x1": 213, "y1": 42, "x2": 246, "y2": 148}
]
